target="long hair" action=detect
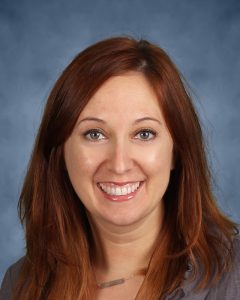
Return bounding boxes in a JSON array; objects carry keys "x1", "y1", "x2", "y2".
[{"x1": 14, "y1": 36, "x2": 238, "y2": 299}]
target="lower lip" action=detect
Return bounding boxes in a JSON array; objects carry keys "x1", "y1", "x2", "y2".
[{"x1": 97, "y1": 182, "x2": 144, "y2": 202}]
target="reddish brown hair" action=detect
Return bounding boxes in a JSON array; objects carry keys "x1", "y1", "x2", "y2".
[{"x1": 14, "y1": 36, "x2": 238, "y2": 299}]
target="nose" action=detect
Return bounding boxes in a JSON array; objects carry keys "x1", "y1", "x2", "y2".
[{"x1": 107, "y1": 140, "x2": 134, "y2": 175}]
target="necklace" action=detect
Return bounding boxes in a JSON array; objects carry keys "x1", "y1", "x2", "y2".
[{"x1": 96, "y1": 269, "x2": 146, "y2": 289}]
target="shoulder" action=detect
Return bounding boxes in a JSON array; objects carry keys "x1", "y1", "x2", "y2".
[
  {"x1": 204, "y1": 233, "x2": 240, "y2": 300},
  {"x1": 181, "y1": 232, "x2": 240, "y2": 300},
  {"x1": 0, "y1": 256, "x2": 25, "y2": 300}
]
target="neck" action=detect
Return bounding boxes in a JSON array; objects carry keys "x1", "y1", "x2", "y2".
[{"x1": 88, "y1": 205, "x2": 163, "y2": 280}]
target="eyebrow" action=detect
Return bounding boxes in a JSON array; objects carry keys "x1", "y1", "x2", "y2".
[{"x1": 77, "y1": 116, "x2": 162, "y2": 126}]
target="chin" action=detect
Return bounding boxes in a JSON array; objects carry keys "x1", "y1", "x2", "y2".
[{"x1": 100, "y1": 211, "x2": 149, "y2": 228}]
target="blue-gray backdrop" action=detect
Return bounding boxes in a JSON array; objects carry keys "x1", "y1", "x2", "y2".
[{"x1": 0, "y1": 0, "x2": 239, "y2": 282}]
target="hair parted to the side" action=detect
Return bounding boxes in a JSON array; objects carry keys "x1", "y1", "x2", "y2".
[{"x1": 14, "y1": 36, "x2": 238, "y2": 300}]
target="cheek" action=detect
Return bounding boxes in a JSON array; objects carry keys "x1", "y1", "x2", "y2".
[
  {"x1": 64, "y1": 141, "x2": 102, "y2": 183},
  {"x1": 64, "y1": 137, "x2": 173, "y2": 182},
  {"x1": 64, "y1": 142, "x2": 102, "y2": 207},
  {"x1": 137, "y1": 144, "x2": 173, "y2": 176}
]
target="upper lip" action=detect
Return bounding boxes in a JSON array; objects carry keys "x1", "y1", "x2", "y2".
[{"x1": 97, "y1": 181, "x2": 144, "y2": 186}]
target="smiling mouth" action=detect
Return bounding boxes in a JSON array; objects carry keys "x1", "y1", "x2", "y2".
[{"x1": 97, "y1": 181, "x2": 144, "y2": 202}]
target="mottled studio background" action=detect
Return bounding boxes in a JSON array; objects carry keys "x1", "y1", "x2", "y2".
[{"x1": 0, "y1": 0, "x2": 239, "y2": 282}]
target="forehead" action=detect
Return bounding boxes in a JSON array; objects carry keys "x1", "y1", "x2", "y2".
[{"x1": 79, "y1": 72, "x2": 163, "y2": 119}]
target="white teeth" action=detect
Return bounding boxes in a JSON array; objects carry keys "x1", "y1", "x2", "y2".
[
  {"x1": 107, "y1": 186, "x2": 111, "y2": 194},
  {"x1": 99, "y1": 182, "x2": 141, "y2": 196},
  {"x1": 116, "y1": 187, "x2": 121, "y2": 196},
  {"x1": 122, "y1": 187, "x2": 127, "y2": 195}
]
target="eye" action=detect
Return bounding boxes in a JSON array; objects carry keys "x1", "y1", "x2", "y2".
[
  {"x1": 83, "y1": 129, "x2": 106, "y2": 141},
  {"x1": 135, "y1": 129, "x2": 157, "y2": 141},
  {"x1": 83, "y1": 128, "x2": 157, "y2": 142}
]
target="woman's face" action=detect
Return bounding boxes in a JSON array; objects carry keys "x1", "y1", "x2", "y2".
[{"x1": 64, "y1": 72, "x2": 174, "y2": 227}]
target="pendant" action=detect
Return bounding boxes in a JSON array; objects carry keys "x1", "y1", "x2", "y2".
[
  {"x1": 96, "y1": 269, "x2": 146, "y2": 289},
  {"x1": 97, "y1": 278, "x2": 126, "y2": 288}
]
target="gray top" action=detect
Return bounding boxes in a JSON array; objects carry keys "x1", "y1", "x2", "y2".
[{"x1": 1, "y1": 235, "x2": 240, "y2": 300}]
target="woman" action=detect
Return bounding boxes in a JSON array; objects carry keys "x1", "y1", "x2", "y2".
[{"x1": 0, "y1": 36, "x2": 239, "y2": 300}]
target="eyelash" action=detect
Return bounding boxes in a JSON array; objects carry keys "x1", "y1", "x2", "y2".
[{"x1": 83, "y1": 128, "x2": 157, "y2": 142}]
